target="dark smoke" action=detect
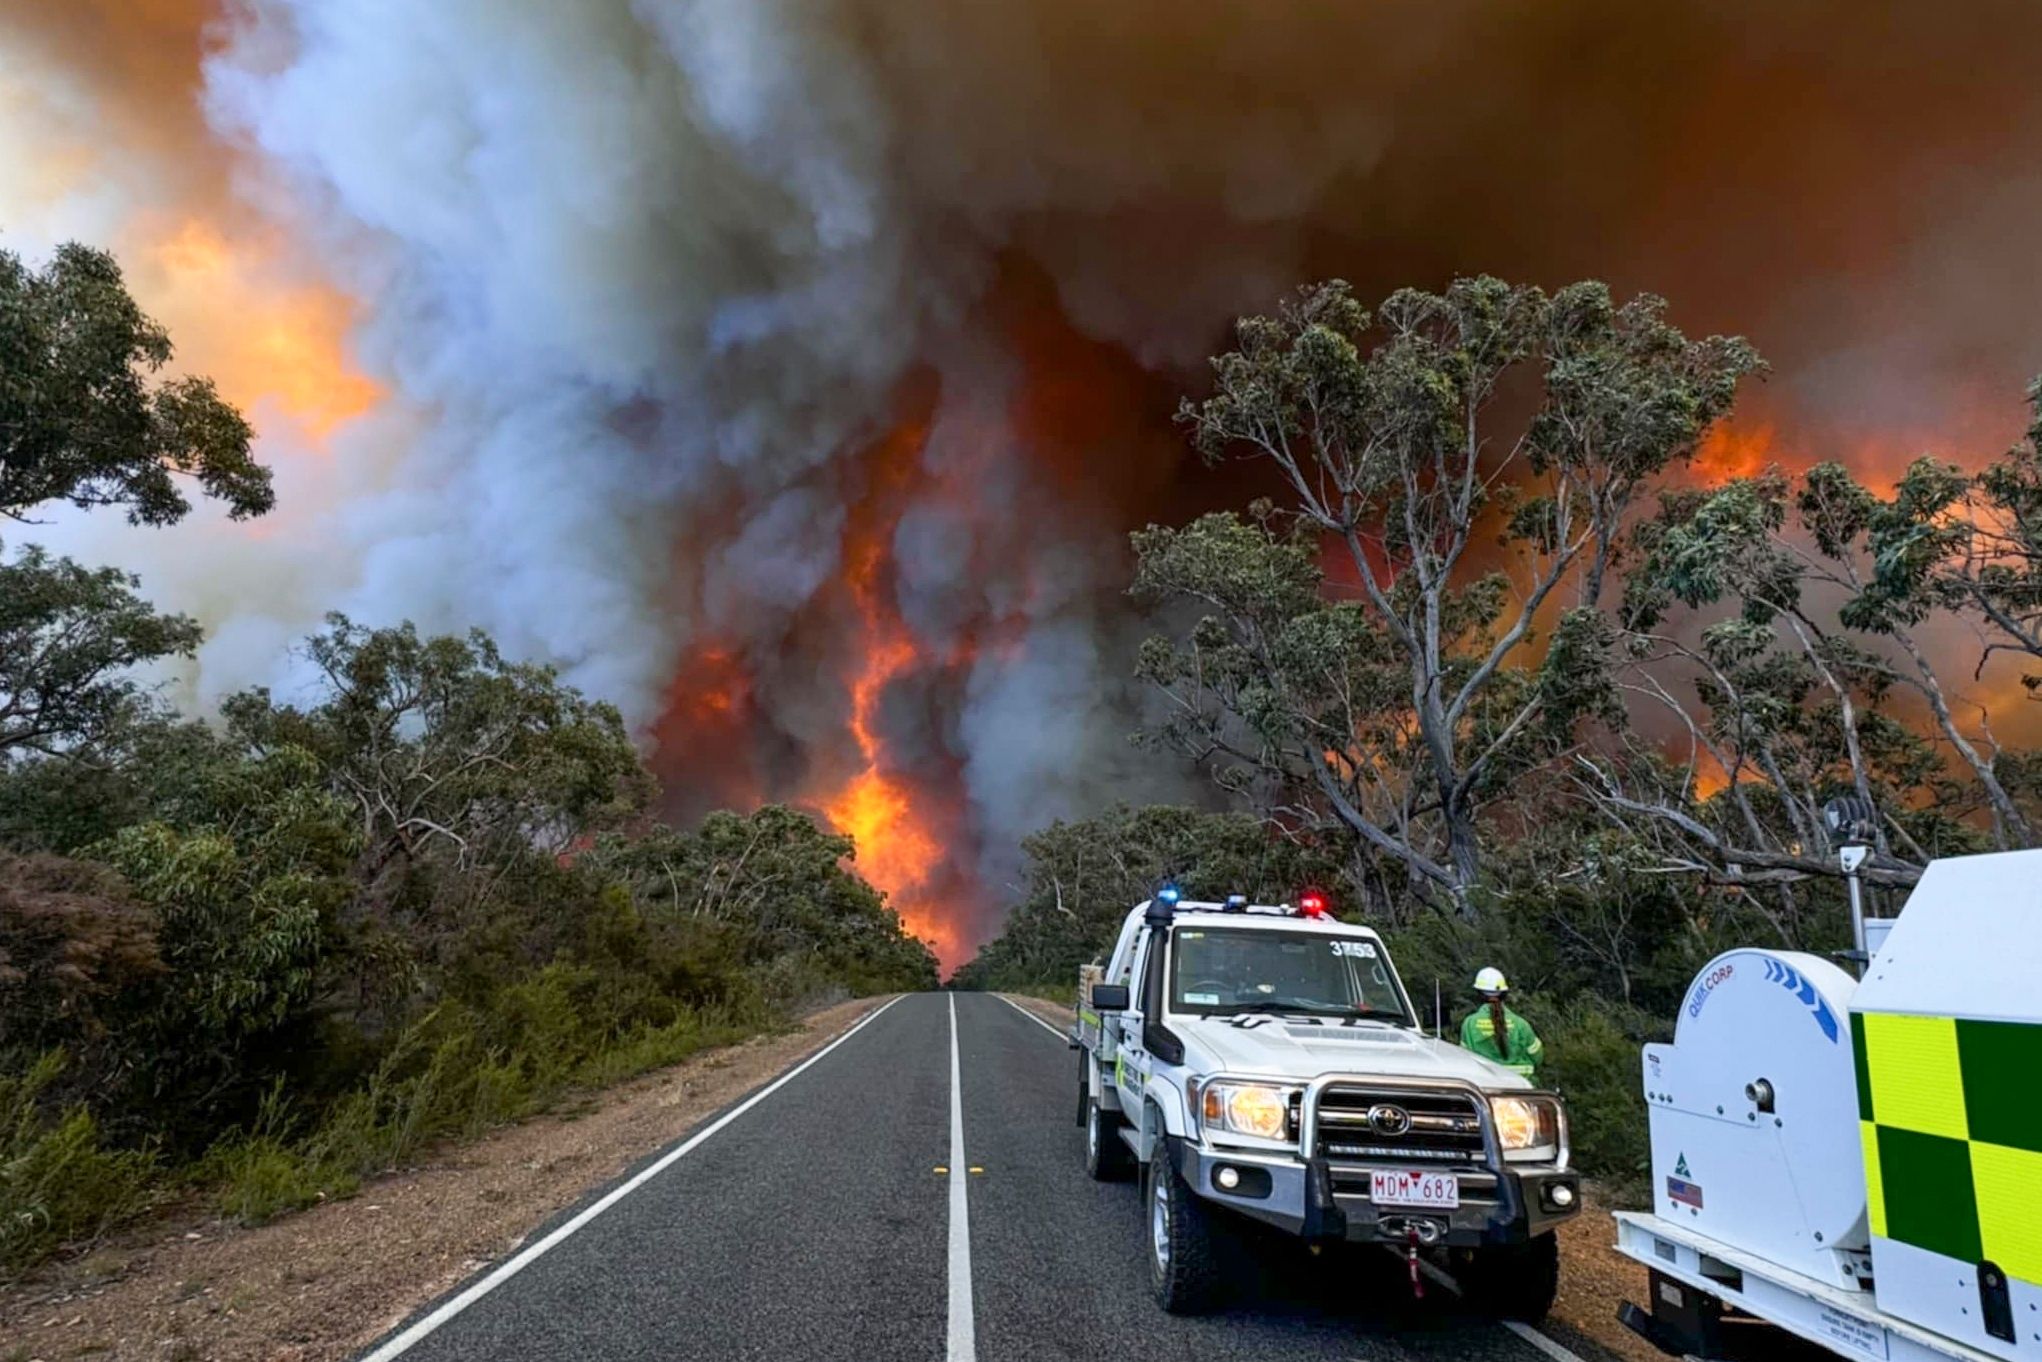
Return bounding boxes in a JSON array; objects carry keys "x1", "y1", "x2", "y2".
[{"x1": 8, "y1": 0, "x2": 2042, "y2": 954}]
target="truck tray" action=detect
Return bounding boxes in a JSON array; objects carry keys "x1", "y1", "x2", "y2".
[{"x1": 1614, "y1": 1212, "x2": 2001, "y2": 1362}]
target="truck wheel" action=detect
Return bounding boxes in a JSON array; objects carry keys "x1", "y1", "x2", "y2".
[
  {"x1": 1456, "y1": 1232, "x2": 1560, "y2": 1322},
  {"x1": 1147, "y1": 1144, "x2": 1228, "y2": 1314},
  {"x1": 1084, "y1": 1093, "x2": 1134, "y2": 1181}
]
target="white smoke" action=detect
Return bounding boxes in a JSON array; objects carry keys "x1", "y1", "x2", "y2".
[
  {"x1": 14, "y1": 0, "x2": 2042, "y2": 951},
  {"x1": 193, "y1": 1, "x2": 911, "y2": 715},
  {"x1": 179, "y1": 0, "x2": 1274, "y2": 945}
]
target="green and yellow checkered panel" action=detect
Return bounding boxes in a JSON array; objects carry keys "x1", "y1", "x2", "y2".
[{"x1": 1853, "y1": 1012, "x2": 2042, "y2": 1286}]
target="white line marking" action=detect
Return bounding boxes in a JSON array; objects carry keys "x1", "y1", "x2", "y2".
[
  {"x1": 995, "y1": 993, "x2": 1069, "y2": 1040},
  {"x1": 947, "y1": 993, "x2": 977, "y2": 1362},
  {"x1": 360, "y1": 995, "x2": 906, "y2": 1361},
  {"x1": 1503, "y1": 1320, "x2": 1591, "y2": 1362}
]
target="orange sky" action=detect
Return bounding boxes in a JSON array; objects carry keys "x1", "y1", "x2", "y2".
[
  {"x1": 1, "y1": 0, "x2": 377, "y2": 441},
  {"x1": 11, "y1": 0, "x2": 2042, "y2": 964}
]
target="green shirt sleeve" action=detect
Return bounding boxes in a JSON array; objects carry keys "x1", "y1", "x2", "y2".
[{"x1": 1509, "y1": 1011, "x2": 1544, "y2": 1069}]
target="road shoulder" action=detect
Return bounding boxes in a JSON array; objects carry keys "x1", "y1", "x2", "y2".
[{"x1": 0, "y1": 997, "x2": 892, "y2": 1362}]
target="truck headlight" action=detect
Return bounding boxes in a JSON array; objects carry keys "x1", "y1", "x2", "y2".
[
  {"x1": 1201, "y1": 1082, "x2": 1293, "y2": 1141},
  {"x1": 1490, "y1": 1094, "x2": 1564, "y2": 1163}
]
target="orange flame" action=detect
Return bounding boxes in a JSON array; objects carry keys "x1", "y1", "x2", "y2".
[
  {"x1": 819, "y1": 411, "x2": 962, "y2": 968},
  {"x1": 646, "y1": 643, "x2": 763, "y2": 825},
  {"x1": 1694, "y1": 421, "x2": 1780, "y2": 484},
  {"x1": 1692, "y1": 405, "x2": 2028, "y2": 497},
  {"x1": 1690, "y1": 759, "x2": 1733, "y2": 799},
  {"x1": 150, "y1": 218, "x2": 381, "y2": 440}
]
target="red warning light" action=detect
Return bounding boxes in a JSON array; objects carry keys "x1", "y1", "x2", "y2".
[{"x1": 1299, "y1": 889, "x2": 1332, "y2": 919}]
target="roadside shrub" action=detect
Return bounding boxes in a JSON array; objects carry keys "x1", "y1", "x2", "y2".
[
  {"x1": 0, "y1": 854, "x2": 162, "y2": 1097},
  {"x1": 201, "y1": 1082, "x2": 348, "y2": 1224},
  {"x1": 572, "y1": 1010, "x2": 754, "y2": 1091},
  {"x1": 0, "y1": 1054, "x2": 155, "y2": 1275},
  {"x1": 207, "y1": 1135, "x2": 344, "y2": 1225},
  {"x1": 198, "y1": 967, "x2": 775, "y2": 1227},
  {"x1": 1536, "y1": 996, "x2": 1662, "y2": 1197}
]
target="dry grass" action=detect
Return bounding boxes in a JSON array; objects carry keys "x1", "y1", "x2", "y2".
[{"x1": 0, "y1": 998, "x2": 888, "y2": 1362}]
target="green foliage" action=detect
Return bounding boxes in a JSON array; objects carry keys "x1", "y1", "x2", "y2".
[
  {"x1": 98, "y1": 799, "x2": 344, "y2": 1034},
  {"x1": 0, "y1": 1053, "x2": 155, "y2": 1276},
  {"x1": 56, "y1": 743, "x2": 358, "y2": 1147},
  {"x1": 588, "y1": 804, "x2": 939, "y2": 998},
  {"x1": 208, "y1": 1134, "x2": 341, "y2": 1226},
  {"x1": 1536, "y1": 998, "x2": 1658, "y2": 1197},
  {"x1": 289, "y1": 615, "x2": 651, "y2": 841},
  {"x1": 952, "y1": 805, "x2": 1346, "y2": 992},
  {"x1": 0, "y1": 716, "x2": 220, "y2": 854},
  {"x1": 223, "y1": 616, "x2": 652, "y2": 933},
  {"x1": 0, "y1": 621, "x2": 933, "y2": 1271},
  {"x1": 201, "y1": 1082, "x2": 341, "y2": 1224},
  {"x1": 1160, "y1": 276, "x2": 1762, "y2": 906},
  {"x1": 98, "y1": 824, "x2": 325, "y2": 1034},
  {"x1": 0, "y1": 242, "x2": 270, "y2": 525},
  {"x1": 0, "y1": 546, "x2": 204, "y2": 756},
  {"x1": 1622, "y1": 473, "x2": 1797, "y2": 628},
  {"x1": 203, "y1": 966, "x2": 762, "y2": 1224}
]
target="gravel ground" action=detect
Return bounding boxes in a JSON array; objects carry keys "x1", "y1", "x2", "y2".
[
  {"x1": 0, "y1": 998, "x2": 889, "y2": 1362},
  {"x1": 2, "y1": 993, "x2": 1667, "y2": 1362}
]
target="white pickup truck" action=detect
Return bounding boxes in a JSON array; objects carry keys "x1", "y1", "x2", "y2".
[{"x1": 1073, "y1": 893, "x2": 1580, "y2": 1316}]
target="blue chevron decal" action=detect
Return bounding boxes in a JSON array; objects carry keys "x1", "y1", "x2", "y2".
[{"x1": 1760, "y1": 956, "x2": 1840, "y2": 1043}]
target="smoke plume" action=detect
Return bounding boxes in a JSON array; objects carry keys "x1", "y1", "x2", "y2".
[{"x1": 8, "y1": 0, "x2": 2042, "y2": 961}]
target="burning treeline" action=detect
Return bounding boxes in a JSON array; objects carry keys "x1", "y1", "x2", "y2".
[{"x1": 6, "y1": 1, "x2": 2042, "y2": 964}]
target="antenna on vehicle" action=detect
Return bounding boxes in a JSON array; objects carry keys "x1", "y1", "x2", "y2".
[
  {"x1": 1823, "y1": 795, "x2": 1876, "y2": 974},
  {"x1": 1434, "y1": 978, "x2": 1444, "y2": 1039}
]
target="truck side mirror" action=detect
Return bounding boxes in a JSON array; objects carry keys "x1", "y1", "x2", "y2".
[{"x1": 1090, "y1": 984, "x2": 1130, "y2": 1012}]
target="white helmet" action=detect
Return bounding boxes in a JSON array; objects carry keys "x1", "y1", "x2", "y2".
[{"x1": 1473, "y1": 966, "x2": 1509, "y2": 995}]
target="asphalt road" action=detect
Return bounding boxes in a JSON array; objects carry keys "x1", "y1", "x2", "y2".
[{"x1": 359, "y1": 991, "x2": 1566, "y2": 1362}]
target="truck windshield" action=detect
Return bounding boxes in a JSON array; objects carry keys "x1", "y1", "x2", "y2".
[{"x1": 1169, "y1": 927, "x2": 1411, "y2": 1023}]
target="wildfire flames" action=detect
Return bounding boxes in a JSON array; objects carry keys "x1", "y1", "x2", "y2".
[
  {"x1": 820, "y1": 416, "x2": 961, "y2": 965},
  {"x1": 824, "y1": 643, "x2": 951, "y2": 959},
  {"x1": 12, "y1": 0, "x2": 2042, "y2": 969}
]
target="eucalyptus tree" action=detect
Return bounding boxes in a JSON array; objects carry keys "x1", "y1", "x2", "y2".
[
  {"x1": 1, "y1": 240, "x2": 269, "y2": 761},
  {"x1": 1, "y1": 242, "x2": 268, "y2": 525},
  {"x1": 223, "y1": 616, "x2": 651, "y2": 914},
  {"x1": 1142, "y1": 277, "x2": 1760, "y2": 911},
  {"x1": 1577, "y1": 452, "x2": 2038, "y2": 914}
]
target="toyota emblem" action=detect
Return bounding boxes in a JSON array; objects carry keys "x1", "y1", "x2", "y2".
[{"x1": 1366, "y1": 1104, "x2": 1412, "y2": 1137}]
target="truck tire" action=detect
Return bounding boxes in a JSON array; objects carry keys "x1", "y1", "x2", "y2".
[
  {"x1": 1455, "y1": 1232, "x2": 1560, "y2": 1322},
  {"x1": 1147, "y1": 1144, "x2": 1228, "y2": 1314},
  {"x1": 1084, "y1": 1092, "x2": 1134, "y2": 1181}
]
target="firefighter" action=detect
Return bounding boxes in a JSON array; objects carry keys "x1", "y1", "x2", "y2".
[{"x1": 1459, "y1": 967, "x2": 1544, "y2": 1079}]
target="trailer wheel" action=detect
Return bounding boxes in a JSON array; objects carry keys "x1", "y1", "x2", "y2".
[
  {"x1": 1084, "y1": 1092, "x2": 1134, "y2": 1181},
  {"x1": 1147, "y1": 1143, "x2": 1228, "y2": 1314},
  {"x1": 1456, "y1": 1232, "x2": 1560, "y2": 1323}
]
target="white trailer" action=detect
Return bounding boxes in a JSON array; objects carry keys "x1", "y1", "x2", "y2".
[{"x1": 1617, "y1": 849, "x2": 2042, "y2": 1362}]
